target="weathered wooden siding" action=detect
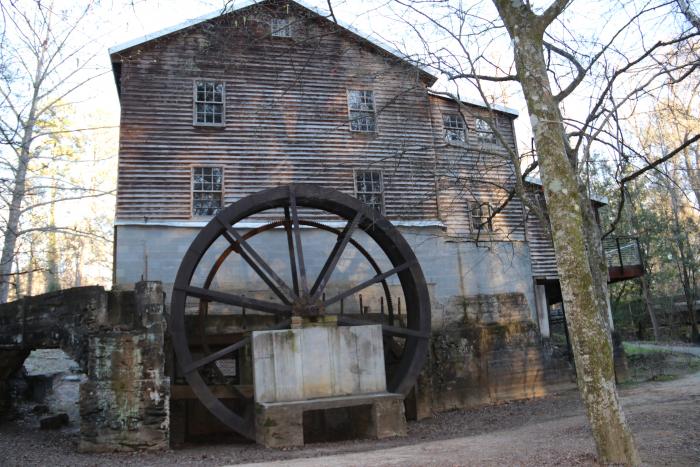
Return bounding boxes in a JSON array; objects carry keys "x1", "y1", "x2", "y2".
[
  {"x1": 114, "y1": 4, "x2": 440, "y2": 221},
  {"x1": 428, "y1": 95, "x2": 525, "y2": 241},
  {"x1": 526, "y1": 212, "x2": 558, "y2": 277}
]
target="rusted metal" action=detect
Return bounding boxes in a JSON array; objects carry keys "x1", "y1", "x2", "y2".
[{"x1": 170, "y1": 184, "x2": 431, "y2": 440}]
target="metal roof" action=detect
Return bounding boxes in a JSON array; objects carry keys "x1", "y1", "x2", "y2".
[
  {"x1": 108, "y1": 0, "x2": 437, "y2": 82},
  {"x1": 427, "y1": 90, "x2": 519, "y2": 117}
]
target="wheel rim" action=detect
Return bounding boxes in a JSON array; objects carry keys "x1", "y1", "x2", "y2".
[{"x1": 170, "y1": 183, "x2": 431, "y2": 440}]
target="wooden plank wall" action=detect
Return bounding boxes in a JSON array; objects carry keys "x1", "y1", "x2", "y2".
[
  {"x1": 523, "y1": 187, "x2": 558, "y2": 277},
  {"x1": 115, "y1": 4, "x2": 438, "y2": 221},
  {"x1": 114, "y1": 2, "x2": 524, "y2": 243},
  {"x1": 428, "y1": 96, "x2": 525, "y2": 241}
]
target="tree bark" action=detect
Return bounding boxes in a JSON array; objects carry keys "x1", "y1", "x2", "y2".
[{"x1": 492, "y1": 1, "x2": 640, "y2": 464}]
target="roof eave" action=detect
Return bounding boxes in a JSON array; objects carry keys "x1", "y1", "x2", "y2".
[{"x1": 427, "y1": 90, "x2": 519, "y2": 117}]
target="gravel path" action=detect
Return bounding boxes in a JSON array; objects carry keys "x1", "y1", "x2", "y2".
[{"x1": 2, "y1": 371, "x2": 699, "y2": 466}]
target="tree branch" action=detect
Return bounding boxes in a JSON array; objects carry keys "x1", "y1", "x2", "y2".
[{"x1": 605, "y1": 134, "x2": 700, "y2": 237}]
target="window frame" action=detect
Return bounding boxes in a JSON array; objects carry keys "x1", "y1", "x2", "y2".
[
  {"x1": 191, "y1": 165, "x2": 225, "y2": 217},
  {"x1": 353, "y1": 169, "x2": 385, "y2": 214},
  {"x1": 347, "y1": 89, "x2": 377, "y2": 133},
  {"x1": 442, "y1": 113, "x2": 467, "y2": 144},
  {"x1": 474, "y1": 117, "x2": 497, "y2": 144},
  {"x1": 271, "y1": 17, "x2": 292, "y2": 37},
  {"x1": 192, "y1": 79, "x2": 226, "y2": 127},
  {"x1": 470, "y1": 201, "x2": 494, "y2": 233}
]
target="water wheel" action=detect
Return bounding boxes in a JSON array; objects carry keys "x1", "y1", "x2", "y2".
[{"x1": 170, "y1": 183, "x2": 431, "y2": 439}]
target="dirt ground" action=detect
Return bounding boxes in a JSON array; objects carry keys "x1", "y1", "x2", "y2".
[{"x1": 1, "y1": 366, "x2": 699, "y2": 467}]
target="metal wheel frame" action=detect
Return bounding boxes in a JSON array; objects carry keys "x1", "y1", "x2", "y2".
[{"x1": 170, "y1": 184, "x2": 431, "y2": 440}]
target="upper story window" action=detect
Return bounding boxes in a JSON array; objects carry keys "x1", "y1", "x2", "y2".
[
  {"x1": 471, "y1": 202, "x2": 494, "y2": 233},
  {"x1": 271, "y1": 17, "x2": 292, "y2": 37},
  {"x1": 443, "y1": 114, "x2": 466, "y2": 143},
  {"x1": 194, "y1": 80, "x2": 224, "y2": 126},
  {"x1": 355, "y1": 170, "x2": 384, "y2": 213},
  {"x1": 475, "y1": 118, "x2": 496, "y2": 144},
  {"x1": 192, "y1": 167, "x2": 223, "y2": 216},
  {"x1": 347, "y1": 90, "x2": 376, "y2": 132}
]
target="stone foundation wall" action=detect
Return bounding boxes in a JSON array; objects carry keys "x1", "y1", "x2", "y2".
[
  {"x1": 411, "y1": 293, "x2": 575, "y2": 416},
  {"x1": 79, "y1": 282, "x2": 170, "y2": 452}
]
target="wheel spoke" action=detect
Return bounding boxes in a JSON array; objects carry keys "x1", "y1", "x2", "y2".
[
  {"x1": 310, "y1": 211, "x2": 363, "y2": 300},
  {"x1": 337, "y1": 315, "x2": 429, "y2": 339},
  {"x1": 289, "y1": 185, "x2": 309, "y2": 296},
  {"x1": 216, "y1": 216, "x2": 296, "y2": 304},
  {"x1": 283, "y1": 207, "x2": 300, "y2": 296},
  {"x1": 179, "y1": 285, "x2": 292, "y2": 316},
  {"x1": 324, "y1": 261, "x2": 414, "y2": 307},
  {"x1": 183, "y1": 336, "x2": 250, "y2": 374}
]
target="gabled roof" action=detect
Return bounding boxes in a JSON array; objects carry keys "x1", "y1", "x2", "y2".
[{"x1": 109, "y1": 0, "x2": 437, "y2": 84}]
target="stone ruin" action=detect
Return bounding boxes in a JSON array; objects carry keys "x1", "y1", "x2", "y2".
[{"x1": 0, "y1": 282, "x2": 169, "y2": 452}]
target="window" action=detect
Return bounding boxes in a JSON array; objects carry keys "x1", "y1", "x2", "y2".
[
  {"x1": 443, "y1": 114, "x2": 466, "y2": 143},
  {"x1": 355, "y1": 170, "x2": 384, "y2": 213},
  {"x1": 347, "y1": 90, "x2": 376, "y2": 132},
  {"x1": 192, "y1": 167, "x2": 223, "y2": 216},
  {"x1": 194, "y1": 80, "x2": 224, "y2": 125},
  {"x1": 271, "y1": 17, "x2": 292, "y2": 37},
  {"x1": 471, "y1": 202, "x2": 493, "y2": 232},
  {"x1": 475, "y1": 118, "x2": 496, "y2": 143}
]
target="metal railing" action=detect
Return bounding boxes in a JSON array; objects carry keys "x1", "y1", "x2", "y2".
[{"x1": 603, "y1": 236, "x2": 642, "y2": 268}]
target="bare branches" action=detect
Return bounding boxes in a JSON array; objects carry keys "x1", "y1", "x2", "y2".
[
  {"x1": 605, "y1": 134, "x2": 700, "y2": 237},
  {"x1": 543, "y1": 41, "x2": 584, "y2": 101},
  {"x1": 447, "y1": 72, "x2": 517, "y2": 82},
  {"x1": 326, "y1": 0, "x2": 337, "y2": 24},
  {"x1": 539, "y1": 0, "x2": 573, "y2": 29}
]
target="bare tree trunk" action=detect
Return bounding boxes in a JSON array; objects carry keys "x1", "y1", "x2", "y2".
[
  {"x1": 682, "y1": 150, "x2": 700, "y2": 208},
  {"x1": 640, "y1": 274, "x2": 661, "y2": 341},
  {"x1": 45, "y1": 184, "x2": 60, "y2": 293},
  {"x1": 73, "y1": 244, "x2": 82, "y2": 288},
  {"x1": 0, "y1": 28, "x2": 48, "y2": 303},
  {"x1": 26, "y1": 241, "x2": 35, "y2": 297},
  {"x1": 492, "y1": 1, "x2": 640, "y2": 464},
  {"x1": 12, "y1": 256, "x2": 21, "y2": 301}
]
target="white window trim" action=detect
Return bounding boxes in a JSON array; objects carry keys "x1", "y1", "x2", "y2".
[
  {"x1": 470, "y1": 201, "x2": 494, "y2": 233},
  {"x1": 193, "y1": 79, "x2": 226, "y2": 127},
  {"x1": 353, "y1": 168, "x2": 385, "y2": 214},
  {"x1": 347, "y1": 89, "x2": 377, "y2": 133},
  {"x1": 474, "y1": 117, "x2": 497, "y2": 144},
  {"x1": 442, "y1": 113, "x2": 467, "y2": 145},
  {"x1": 271, "y1": 17, "x2": 292, "y2": 37},
  {"x1": 191, "y1": 165, "x2": 225, "y2": 217}
]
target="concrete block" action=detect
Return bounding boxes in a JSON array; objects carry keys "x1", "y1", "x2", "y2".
[
  {"x1": 252, "y1": 325, "x2": 385, "y2": 404},
  {"x1": 255, "y1": 404, "x2": 303, "y2": 448}
]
